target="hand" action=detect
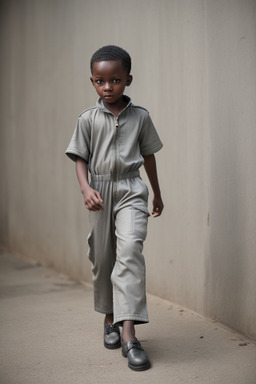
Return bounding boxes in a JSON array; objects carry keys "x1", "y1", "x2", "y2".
[
  {"x1": 82, "y1": 186, "x2": 103, "y2": 211},
  {"x1": 152, "y1": 195, "x2": 164, "y2": 218}
]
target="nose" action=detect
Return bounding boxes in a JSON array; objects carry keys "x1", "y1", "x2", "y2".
[{"x1": 104, "y1": 82, "x2": 113, "y2": 91}]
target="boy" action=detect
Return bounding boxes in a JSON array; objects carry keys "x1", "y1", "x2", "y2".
[{"x1": 66, "y1": 45, "x2": 163, "y2": 371}]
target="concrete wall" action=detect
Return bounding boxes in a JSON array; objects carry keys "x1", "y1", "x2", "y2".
[
  {"x1": 0, "y1": 0, "x2": 255, "y2": 340},
  {"x1": 206, "y1": 0, "x2": 256, "y2": 339}
]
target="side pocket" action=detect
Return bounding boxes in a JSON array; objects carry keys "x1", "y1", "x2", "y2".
[
  {"x1": 87, "y1": 231, "x2": 94, "y2": 264},
  {"x1": 131, "y1": 207, "x2": 149, "y2": 240},
  {"x1": 138, "y1": 177, "x2": 149, "y2": 202}
]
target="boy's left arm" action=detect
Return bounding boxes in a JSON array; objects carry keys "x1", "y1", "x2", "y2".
[{"x1": 143, "y1": 154, "x2": 164, "y2": 218}]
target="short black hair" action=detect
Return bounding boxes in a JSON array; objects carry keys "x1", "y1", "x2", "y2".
[{"x1": 90, "y1": 45, "x2": 131, "y2": 75}]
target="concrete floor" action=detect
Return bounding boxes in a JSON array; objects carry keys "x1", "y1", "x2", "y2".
[{"x1": 0, "y1": 250, "x2": 255, "y2": 384}]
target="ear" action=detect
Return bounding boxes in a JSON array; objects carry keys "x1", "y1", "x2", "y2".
[
  {"x1": 126, "y1": 75, "x2": 133, "y2": 86},
  {"x1": 90, "y1": 77, "x2": 94, "y2": 86}
]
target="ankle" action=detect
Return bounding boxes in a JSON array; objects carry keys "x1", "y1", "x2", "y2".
[
  {"x1": 122, "y1": 320, "x2": 136, "y2": 343},
  {"x1": 122, "y1": 335, "x2": 136, "y2": 343},
  {"x1": 105, "y1": 313, "x2": 114, "y2": 325}
]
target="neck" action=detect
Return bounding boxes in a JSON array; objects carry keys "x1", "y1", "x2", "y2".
[{"x1": 103, "y1": 96, "x2": 129, "y2": 116}]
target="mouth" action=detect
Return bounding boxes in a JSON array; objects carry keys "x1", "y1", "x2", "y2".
[{"x1": 104, "y1": 94, "x2": 113, "y2": 99}]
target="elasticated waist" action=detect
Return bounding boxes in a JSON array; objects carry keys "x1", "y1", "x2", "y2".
[{"x1": 91, "y1": 170, "x2": 140, "y2": 182}]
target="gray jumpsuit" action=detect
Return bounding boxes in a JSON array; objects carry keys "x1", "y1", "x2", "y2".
[{"x1": 66, "y1": 96, "x2": 163, "y2": 325}]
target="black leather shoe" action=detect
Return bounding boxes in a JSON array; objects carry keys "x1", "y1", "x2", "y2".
[
  {"x1": 104, "y1": 321, "x2": 121, "y2": 349},
  {"x1": 121, "y1": 339, "x2": 151, "y2": 371}
]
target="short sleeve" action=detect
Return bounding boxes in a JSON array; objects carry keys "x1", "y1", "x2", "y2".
[
  {"x1": 65, "y1": 114, "x2": 91, "y2": 162},
  {"x1": 139, "y1": 113, "x2": 163, "y2": 156}
]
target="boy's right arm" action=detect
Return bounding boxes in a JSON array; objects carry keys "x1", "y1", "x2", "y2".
[{"x1": 75, "y1": 157, "x2": 103, "y2": 211}]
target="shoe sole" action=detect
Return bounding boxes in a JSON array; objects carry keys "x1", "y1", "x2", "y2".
[
  {"x1": 104, "y1": 341, "x2": 121, "y2": 350},
  {"x1": 122, "y1": 350, "x2": 151, "y2": 371},
  {"x1": 128, "y1": 360, "x2": 151, "y2": 371}
]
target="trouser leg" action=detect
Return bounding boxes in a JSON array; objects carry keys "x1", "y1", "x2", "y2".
[
  {"x1": 87, "y1": 185, "x2": 116, "y2": 314},
  {"x1": 111, "y1": 206, "x2": 149, "y2": 325}
]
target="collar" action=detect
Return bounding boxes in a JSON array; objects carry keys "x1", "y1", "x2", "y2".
[{"x1": 96, "y1": 95, "x2": 132, "y2": 115}]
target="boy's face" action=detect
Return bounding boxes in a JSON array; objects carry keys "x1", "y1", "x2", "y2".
[{"x1": 90, "y1": 60, "x2": 132, "y2": 107}]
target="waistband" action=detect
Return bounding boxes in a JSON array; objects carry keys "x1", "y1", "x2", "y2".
[{"x1": 91, "y1": 170, "x2": 140, "y2": 182}]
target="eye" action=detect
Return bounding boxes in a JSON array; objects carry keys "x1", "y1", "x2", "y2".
[
  {"x1": 96, "y1": 79, "x2": 103, "y2": 85},
  {"x1": 113, "y1": 79, "x2": 120, "y2": 83}
]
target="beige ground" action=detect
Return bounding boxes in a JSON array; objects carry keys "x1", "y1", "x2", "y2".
[{"x1": 0, "y1": 250, "x2": 255, "y2": 384}]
